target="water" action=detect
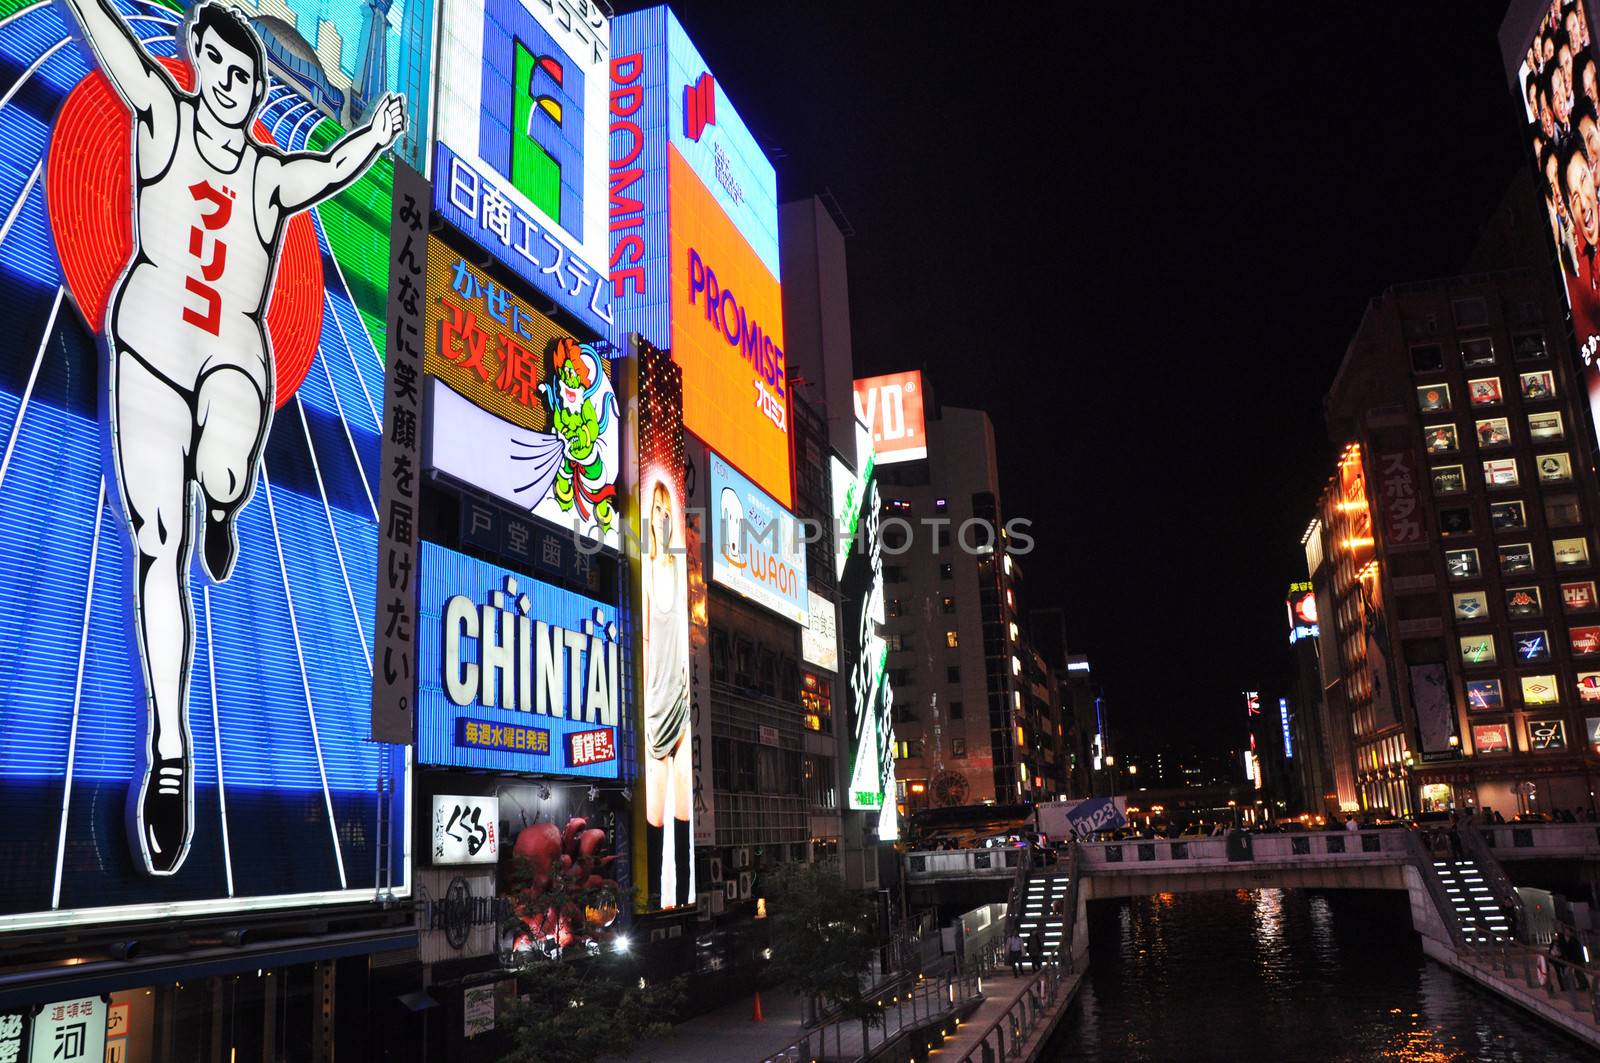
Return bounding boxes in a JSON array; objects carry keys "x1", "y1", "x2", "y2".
[{"x1": 1046, "y1": 889, "x2": 1595, "y2": 1062}]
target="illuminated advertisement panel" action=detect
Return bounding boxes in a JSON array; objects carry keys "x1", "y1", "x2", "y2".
[
  {"x1": 853, "y1": 372, "x2": 928, "y2": 464},
  {"x1": 633, "y1": 343, "x2": 695, "y2": 910},
  {"x1": 1285, "y1": 581, "x2": 1319, "y2": 643},
  {"x1": 839, "y1": 458, "x2": 896, "y2": 840},
  {"x1": 610, "y1": 6, "x2": 790, "y2": 504},
  {"x1": 432, "y1": 0, "x2": 614, "y2": 335},
  {"x1": 0, "y1": 0, "x2": 417, "y2": 929},
  {"x1": 1504, "y1": 1, "x2": 1600, "y2": 450},
  {"x1": 422, "y1": 235, "x2": 620, "y2": 550},
  {"x1": 802, "y1": 590, "x2": 840, "y2": 673},
  {"x1": 709, "y1": 451, "x2": 808, "y2": 625},
  {"x1": 417, "y1": 542, "x2": 625, "y2": 779}
]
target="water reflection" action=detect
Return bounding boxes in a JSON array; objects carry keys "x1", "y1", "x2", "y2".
[{"x1": 1046, "y1": 889, "x2": 1592, "y2": 1062}]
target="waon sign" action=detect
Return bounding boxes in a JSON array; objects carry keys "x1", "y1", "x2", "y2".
[{"x1": 1377, "y1": 449, "x2": 1424, "y2": 544}]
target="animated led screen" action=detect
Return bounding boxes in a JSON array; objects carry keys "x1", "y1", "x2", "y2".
[
  {"x1": 1507, "y1": 0, "x2": 1600, "y2": 451},
  {"x1": 0, "y1": 0, "x2": 417, "y2": 929}
]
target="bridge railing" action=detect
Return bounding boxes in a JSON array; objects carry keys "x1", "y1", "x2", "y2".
[
  {"x1": 1477, "y1": 821, "x2": 1600, "y2": 859},
  {"x1": 1075, "y1": 828, "x2": 1411, "y2": 869},
  {"x1": 953, "y1": 958, "x2": 1072, "y2": 1063},
  {"x1": 905, "y1": 846, "x2": 1031, "y2": 881}
]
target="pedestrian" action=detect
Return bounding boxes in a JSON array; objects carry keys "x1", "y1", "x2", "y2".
[
  {"x1": 1051, "y1": 898, "x2": 1066, "y2": 918},
  {"x1": 1493, "y1": 809, "x2": 1506, "y2": 825},
  {"x1": 1550, "y1": 935, "x2": 1571, "y2": 991},
  {"x1": 1345, "y1": 815, "x2": 1360, "y2": 832},
  {"x1": 1448, "y1": 818, "x2": 1464, "y2": 861},
  {"x1": 1006, "y1": 930, "x2": 1023, "y2": 977},
  {"x1": 1028, "y1": 929, "x2": 1044, "y2": 974}
]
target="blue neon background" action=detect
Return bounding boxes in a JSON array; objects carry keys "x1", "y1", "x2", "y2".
[
  {"x1": 0, "y1": 0, "x2": 407, "y2": 918},
  {"x1": 416, "y1": 541, "x2": 628, "y2": 779}
]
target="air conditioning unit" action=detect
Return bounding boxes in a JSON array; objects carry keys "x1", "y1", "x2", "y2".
[
  {"x1": 709, "y1": 857, "x2": 723, "y2": 883},
  {"x1": 696, "y1": 892, "x2": 712, "y2": 921},
  {"x1": 738, "y1": 871, "x2": 753, "y2": 899},
  {"x1": 711, "y1": 890, "x2": 726, "y2": 915},
  {"x1": 734, "y1": 847, "x2": 751, "y2": 869},
  {"x1": 724, "y1": 880, "x2": 738, "y2": 903}
]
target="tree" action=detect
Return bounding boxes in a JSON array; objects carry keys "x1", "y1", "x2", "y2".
[
  {"x1": 499, "y1": 956, "x2": 684, "y2": 1063},
  {"x1": 762, "y1": 861, "x2": 880, "y2": 1025}
]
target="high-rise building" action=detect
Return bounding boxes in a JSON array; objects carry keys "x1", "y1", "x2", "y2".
[{"x1": 1309, "y1": 266, "x2": 1600, "y2": 818}]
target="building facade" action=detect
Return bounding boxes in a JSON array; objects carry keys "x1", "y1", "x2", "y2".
[{"x1": 1310, "y1": 269, "x2": 1600, "y2": 818}]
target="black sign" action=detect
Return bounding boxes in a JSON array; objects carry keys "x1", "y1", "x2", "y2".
[
  {"x1": 457, "y1": 496, "x2": 597, "y2": 591},
  {"x1": 426, "y1": 876, "x2": 514, "y2": 950}
]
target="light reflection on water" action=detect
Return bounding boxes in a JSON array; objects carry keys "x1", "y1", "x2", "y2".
[{"x1": 1046, "y1": 889, "x2": 1593, "y2": 1062}]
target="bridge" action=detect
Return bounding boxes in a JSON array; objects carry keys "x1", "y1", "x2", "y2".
[{"x1": 901, "y1": 823, "x2": 1600, "y2": 1057}]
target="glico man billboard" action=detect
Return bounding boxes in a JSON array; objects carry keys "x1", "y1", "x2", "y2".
[
  {"x1": 1503, "y1": 0, "x2": 1600, "y2": 451},
  {"x1": 609, "y1": 6, "x2": 790, "y2": 505},
  {"x1": 0, "y1": 0, "x2": 420, "y2": 929}
]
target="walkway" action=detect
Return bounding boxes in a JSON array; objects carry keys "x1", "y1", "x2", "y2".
[{"x1": 936, "y1": 967, "x2": 1084, "y2": 1062}]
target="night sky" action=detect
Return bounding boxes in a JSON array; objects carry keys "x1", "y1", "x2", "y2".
[{"x1": 631, "y1": 3, "x2": 1531, "y2": 756}]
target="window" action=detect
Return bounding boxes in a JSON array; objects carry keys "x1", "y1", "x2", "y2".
[
  {"x1": 1452, "y1": 297, "x2": 1488, "y2": 327},
  {"x1": 1453, "y1": 590, "x2": 1489, "y2": 619},
  {"x1": 941, "y1": 596, "x2": 956, "y2": 614},
  {"x1": 1483, "y1": 458, "x2": 1519, "y2": 488},
  {"x1": 1546, "y1": 495, "x2": 1583, "y2": 527},
  {"x1": 1475, "y1": 417, "x2": 1511, "y2": 448},
  {"x1": 1411, "y1": 344, "x2": 1445, "y2": 372},
  {"x1": 949, "y1": 701, "x2": 963, "y2": 719},
  {"x1": 951, "y1": 738, "x2": 967, "y2": 758},
  {"x1": 1564, "y1": 581, "x2": 1599, "y2": 612},
  {"x1": 803, "y1": 754, "x2": 837, "y2": 809},
  {"x1": 1459, "y1": 634, "x2": 1497, "y2": 666},
  {"x1": 802, "y1": 675, "x2": 833, "y2": 733},
  {"x1": 1529, "y1": 411, "x2": 1565, "y2": 442},
  {"x1": 1446, "y1": 549, "x2": 1481, "y2": 579},
  {"x1": 1491, "y1": 501, "x2": 1527, "y2": 530},
  {"x1": 883, "y1": 565, "x2": 906, "y2": 584},
  {"x1": 1505, "y1": 586, "x2": 1543, "y2": 618},
  {"x1": 1438, "y1": 507, "x2": 1472, "y2": 536},
  {"x1": 1432, "y1": 465, "x2": 1466, "y2": 494},
  {"x1": 1466, "y1": 678, "x2": 1504, "y2": 711},
  {"x1": 947, "y1": 665, "x2": 961, "y2": 683},
  {"x1": 938, "y1": 527, "x2": 952, "y2": 549},
  {"x1": 935, "y1": 498, "x2": 948, "y2": 512},
  {"x1": 939, "y1": 562, "x2": 954, "y2": 580},
  {"x1": 1460, "y1": 336, "x2": 1496, "y2": 366},
  {"x1": 1538, "y1": 453, "x2": 1573, "y2": 484},
  {"x1": 884, "y1": 634, "x2": 906, "y2": 653},
  {"x1": 887, "y1": 598, "x2": 904, "y2": 618},
  {"x1": 1528, "y1": 719, "x2": 1567, "y2": 751},
  {"x1": 1513, "y1": 630, "x2": 1551, "y2": 663},
  {"x1": 1521, "y1": 674, "x2": 1560, "y2": 706},
  {"x1": 1499, "y1": 543, "x2": 1535, "y2": 574},
  {"x1": 888, "y1": 667, "x2": 912, "y2": 688},
  {"x1": 945, "y1": 630, "x2": 959, "y2": 649},
  {"x1": 1554, "y1": 537, "x2": 1590, "y2": 568},
  {"x1": 1424, "y1": 424, "x2": 1458, "y2": 453},
  {"x1": 1417, "y1": 383, "x2": 1451, "y2": 413},
  {"x1": 1571, "y1": 625, "x2": 1600, "y2": 656},
  {"x1": 1520, "y1": 370, "x2": 1556, "y2": 400},
  {"x1": 1513, "y1": 332, "x2": 1548, "y2": 361},
  {"x1": 711, "y1": 629, "x2": 730, "y2": 684},
  {"x1": 1468, "y1": 377, "x2": 1503, "y2": 406}
]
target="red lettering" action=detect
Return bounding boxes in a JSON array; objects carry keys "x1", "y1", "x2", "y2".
[
  {"x1": 611, "y1": 124, "x2": 643, "y2": 171},
  {"x1": 609, "y1": 167, "x2": 645, "y2": 220}
]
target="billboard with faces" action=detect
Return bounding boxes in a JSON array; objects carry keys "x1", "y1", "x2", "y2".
[
  {"x1": 1505, "y1": 0, "x2": 1600, "y2": 451},
  {"x1": 0, "y1": 0, "x2": 428, "y2": 930}
]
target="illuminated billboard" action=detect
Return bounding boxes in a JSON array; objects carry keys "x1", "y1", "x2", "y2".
[
  {"x1": 610, "y1": 6, "x2": 791, "y2": 504},
  {"x1": 1286, "y1": 581, "x2": 1320, "y2": 643},
  {"x1": 1505, "y1": 1, "x2": 1600, "y2": 451},
  {"x1": 433, "y1": 0, "x2": 615, "y2": 335},
  {"x1": 710, "y1": 451, "x2": 808, "y2": 625},
  {"x1": 0, "y1": 0, "x2": 413, "y2": 929},
  {"x1": 422, "y1": 235, "x2": 620, "y2": 550},
  {"x1": 417, "y1": 543, "x2": 625, "y2": 779},
  {"x1": 854, "y1": 372, "x2": 928, "y2": 464},
  {"x1": 837, "y1": 450, "x2": 896, "y2": 840},
  {"x1": 633, "y1": 343, "x2": 696, "y2": 910},
  {"x1": 802, "y1": 590, "x2": 840, "y2": 673}
]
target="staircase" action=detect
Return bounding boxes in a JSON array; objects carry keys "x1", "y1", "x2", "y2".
[
  {"x1": 1012, "y1": 867, "x2": 1072, "y2": 959},
  {"x1": 1433, "y1": 858, "x2": 1513, "y2": 945}
]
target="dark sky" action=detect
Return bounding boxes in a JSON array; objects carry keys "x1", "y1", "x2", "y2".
[{"x1": 634, "y1": 3, "x2": 1529, "y2": 755}]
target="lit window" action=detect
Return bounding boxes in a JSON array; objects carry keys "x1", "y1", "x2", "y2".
[
  {"x1": 1016, "y1": 725, "x2": 1025, "y2": 747},
  {"x1": 945, "y1": 631, "x2": 959, "y2": 649},
  {"x1": 1555, "y1": 537, "x2": 1590, "y2": 568},
  {"x1": 1009, "y1": 622, "x2": 1019, "y2": 641},
  {"x1": 1521, "y1": 674, "x2": 1559, "y2": 706},
  {"x1": 941, "y1": 596, "x2": 956, "y2": 614},
  {"x1": 1012, "y1": 656, "x2": 1021, "y2": 676}
]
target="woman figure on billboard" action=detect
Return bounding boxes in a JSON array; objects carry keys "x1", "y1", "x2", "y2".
[{"x1": 644, "y1": 479, "x2": 693, "y2": 907}]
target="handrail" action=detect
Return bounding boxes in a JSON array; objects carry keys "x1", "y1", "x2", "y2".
[
  {"x1": 1058, "y1": 843, "x2": 1084, "y2": 971},
  {"x1": 758, "y1": 968, "x2": 989, "y2": 1063},
  {"x1": 1458, "y1": 823, "x2": 1527, "y2": 939},
  {"x1": 1401, "y1": 829, "x2": 1472, "y2": 952},
  {"x1": 1002, "y1": 845, "x2": 1034, "y2": 940},
  {"x1": 953, "y1": 958, "x2": 1071, "y2": 1063},
  {"x1": 1475, "y1": 939, "x2": 1600, "y2": 1026}
]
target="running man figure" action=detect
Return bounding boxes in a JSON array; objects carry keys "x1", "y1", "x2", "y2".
[{"x1": 57, "y1": 0, "x2": 405, "y2": 875}]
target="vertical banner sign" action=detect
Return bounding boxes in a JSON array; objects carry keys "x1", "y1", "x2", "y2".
[
  {"x1": 1378, "y1": 450, "x2": 1423, "y2": 544},
  {"x1": 1411, "y1": 663, "x2": 1456, "y2": 758},
  {"x1": 635, "y1": 343, "x2": 694, "y2": 910},
  {"x1": 373, "y1": 162, "x2": 429, "y2": 744},
  {"x1": 684, "y1": 437, "x2": 715, "y2": 847}
]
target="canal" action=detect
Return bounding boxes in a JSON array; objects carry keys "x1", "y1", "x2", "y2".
[{"x1": 1045, "y1": 888, "x2": 1593, "y2": 1062}]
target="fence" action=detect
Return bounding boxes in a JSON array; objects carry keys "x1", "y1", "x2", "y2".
[
  {"x1": 953, "y1": 959, "x2": 1073, "y2": 1063},
  {"x1": 1476, "y1": 940, "x2": 1600, "y2": 1025}
]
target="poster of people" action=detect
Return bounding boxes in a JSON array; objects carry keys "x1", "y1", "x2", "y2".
[{"x1": 1516, "y1": 0, "x2": 1600, "y2": 447}]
